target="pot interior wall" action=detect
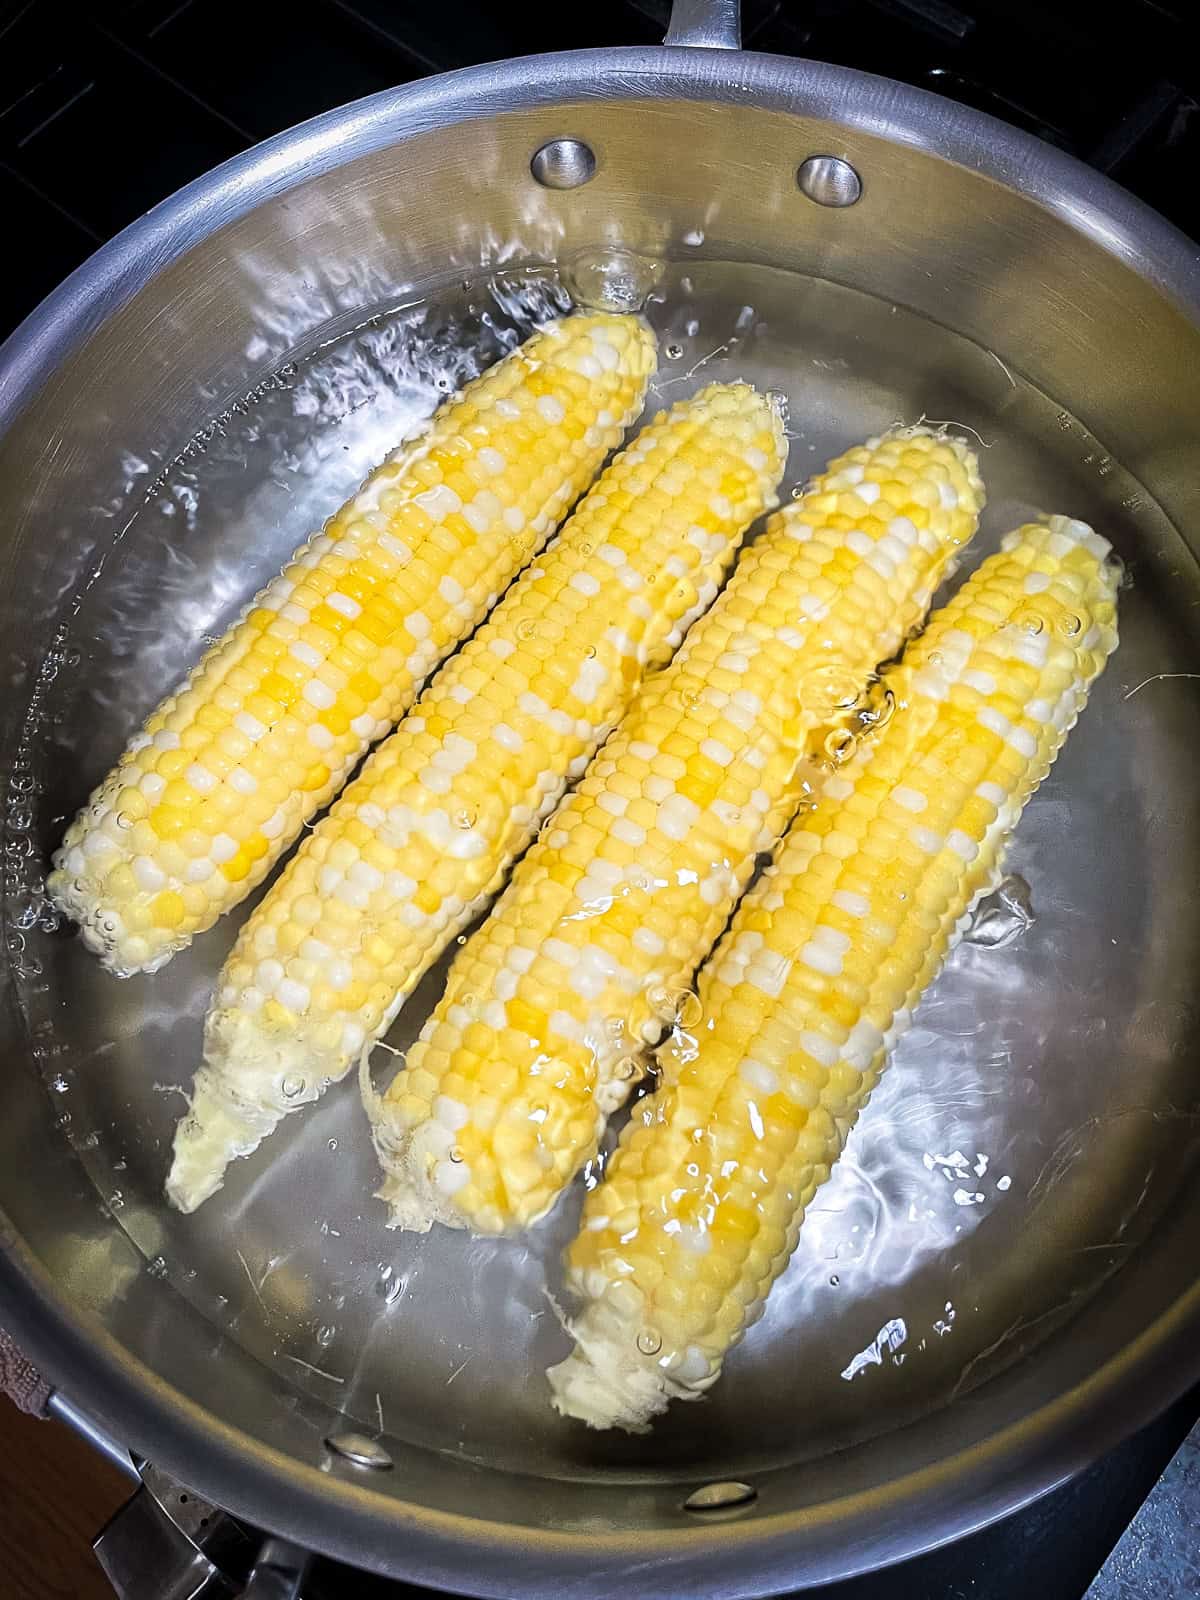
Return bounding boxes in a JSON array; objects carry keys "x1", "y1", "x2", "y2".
[{"x1": 1, "y1": 77, "x2": 1198, "y2": 1586}]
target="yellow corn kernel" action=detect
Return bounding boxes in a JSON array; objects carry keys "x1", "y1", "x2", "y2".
[
  {"x1": 549, "y1": 516, "x2": 1120, "y2": 1431},
  {"x1": 48, "y1": 314, "x2": 657, "y2": 976},
  {"x1": 372, "y1": 426, "x2": 985, "y2": 1236},
  {"x1": 167, "y1": 383, "x2": 786, "y2": 1213}
]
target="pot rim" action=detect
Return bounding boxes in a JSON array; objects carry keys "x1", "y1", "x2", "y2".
[
  {"x1": 2, "y1": 44, "x2": 1198, "y2": 418},
  {"x1": 2, "y1": 44, "x2": 1198, "y2": 1597}
]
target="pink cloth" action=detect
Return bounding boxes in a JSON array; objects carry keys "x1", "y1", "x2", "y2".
[{"x1": 0, "y1": 1326, "x2": 51, "y2": 1416}]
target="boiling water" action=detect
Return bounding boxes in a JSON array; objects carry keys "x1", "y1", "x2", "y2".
[{"x1": 11, "y1": 257, "x2": 1200, "y2": 1480}]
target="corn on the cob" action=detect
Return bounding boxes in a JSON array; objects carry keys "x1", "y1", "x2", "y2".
[
  {"x1": 167, "y1": 383, "x2": 786, "y2": 1213},
  {"x1": 549, "y1": 517, "x2": 1120, "y2": 1431},
  {"x1": 371, "y1": 426, "x2": 985, "y2": 1235},
  {"x1": 47, "y1": 315, "x2": 656, "y2": 977}
]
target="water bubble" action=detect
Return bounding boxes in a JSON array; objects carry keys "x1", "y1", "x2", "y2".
[
  {"x1": 563, "y1": 248, "x2": 663, "y2": 314},
  {"x1": 516, "y1": 619, "x2": 537, "y2": 642},
  {"x1": 282, "y1": 1074, "x2": 306, "y2": 1099},
  {"x1": 116, "y1": 813, "x2": 133, "y2": 830},
  {"x1": 327, "y1": 1138, "x2": 338, "y2": 1152},
  {"x1": 636, "y1": 1328, "x2": 662, "y2": 1356},
  {"x1": 1058, "y1": 612, "x2": 1083, "y2": 638},
  {"x1": 860, "y1": 683, "x2": 896, "y2": 732},
  {"x1": 1015, "y1": 609, "x2": 1045, "y2": 636},
  {"x1": 673, "y1": 991, "x2": 703, "y2": 1029},
  {"x1": 616, "y1": 1056, "x2": 640, "y2": 1082},
  {"x1": 384, "y1": 1275, "x2": 405, "y2": 1306},
  {"x1": 584, "y1": 645, "x2": 596, "y2": 659},
  {"x1": 455, "y1": 807, "x2": 477, "y2": 830},
  {"x1": 804, "y1": 662, "x2": 860, "y2": 717},
  {"x1": 652, "y1": 986, "x2": 702, "y2": 1029},
  {"x1": 582, "y1": 1153, "x2": 608, "y2": 1190},
  {"x1": 109, "y1": 1190, "x2": 124, "y2": 1211},
  {"x1": 605, "y1": 1015, "x2": 625, "y2": 1039},
  {"x1": 830, "y1": 1274, "x2": 840, "y2": 1287},
  {"x1": 685, "y1": 318, "x2": 700, "y2": 337},
  {"x1": 790, "y1": 485, "x2": 805, "y2": 500},
  {"x1": 1106, "y1": 552, "x2": 1132, "y2": 591},
  {"x1": 449, "y1": 1147, "x2": 464, "y2": 1164},
  {"x1": 666, "y1": 344, "x2": 684, "y2": 361},
  {"x1": 316, "y1": 1323, "x2": 336, "y2": 1348},
  {"x1": 51, "y1": 1074, "x2": 69, "y2": 1093},
  {"x1": 148, "y1": 1255, "x2": 168, "y2": 1279},
  {"x1": 456, "y1": 934, "x2": 467, "y2": 945},
  {"x1": 823, "y1": 727, "x2": 858, "y2": 765},
  {"x1": 966, "y1": 874, "x2": 1035, "y2": 949}
]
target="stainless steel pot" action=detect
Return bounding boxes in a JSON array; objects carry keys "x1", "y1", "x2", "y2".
[{"x1": 2, "y1": 3, "x2": 1199, "y2": 1594}]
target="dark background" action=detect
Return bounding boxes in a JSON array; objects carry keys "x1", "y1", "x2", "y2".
[
  {"x1": 2, "y1": 0, "x2": 1199, "y2": 340},
  {"x1": 1, "y1": 2, "x2": 1197, "y2": 1597}
]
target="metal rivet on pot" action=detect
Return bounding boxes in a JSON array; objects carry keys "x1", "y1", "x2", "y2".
[
  {"x1": 797, "y1": 155, "x2": 862, "y2": 207},
  {"x1": 325, "y1": 1431, "x2": 393, "y2": 1470},
  {"x1": 683, "y1": 1480, "x2": 758, "y2": 1512},
  {"x1": 531, "y1": 139, "x2": 598, "y2": 190}
]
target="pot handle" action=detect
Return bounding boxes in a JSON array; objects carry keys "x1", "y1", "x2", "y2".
[
  {"x1": 95, "y1": 1462, "x2": 311, "y2": 1600},
  {"x1": 664, "y1": 0, "x2": 741, "y2": 49},
  {"x1": 1, "y1": 1322, "x2": 139, "y2": 1479},
  {"x1": 0, "y1": 1322, "x2": 52, "y2": 1415}
]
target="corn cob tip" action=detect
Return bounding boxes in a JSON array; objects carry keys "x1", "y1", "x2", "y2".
[
  {"x1": 548, "y1": 1320, "x2": 705, "y2": 1432},
  {"x1": 166, "y1": 1012, "x2": 329, "y2": 1212},
  {"x1": 367, "y1": 1102, "x2": 466, "y2": 1234},
  {"x1": 361, "y1": 1054, "x2": 475, "y2": 1233},
  {"x1": 1005, "y1": 512, "x2": 1112, "y2": 564},
  {"x1": 548, "y1": 1349, "x2": 656, "y2": 1435},
  {"x1": 870, "y1": 421, "x2": 984, "y2": 494}
]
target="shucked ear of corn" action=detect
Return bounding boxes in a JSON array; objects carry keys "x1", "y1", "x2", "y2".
[
  {"x1": 370, "y1": 426, "x2": 985, "y2": 1236},
  {"x1": 167, "y1": 383, "x2": 786, "y2": 1214},
  {"x1": 549, "y1": 517, "x2": 1120, "y2": 1432},
  {"x1": 47, "y1": 314, "x2": 656, "y2": 978}
]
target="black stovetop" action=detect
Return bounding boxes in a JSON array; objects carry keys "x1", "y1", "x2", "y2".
[
  {"x1": 2, "y1": 0, "x2": 1199, "y2": 345},
  {"x1": 2, "y1": 3, "x2": 1197, "y2": 1597}
]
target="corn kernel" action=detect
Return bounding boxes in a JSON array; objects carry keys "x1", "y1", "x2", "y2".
[
  {"x1": 373, "y1": 427, "x2": 986, "y2": 1237},
  {"x1": 550, "y1": 517, "x2": 1119, "y2": 1432},
  {"x1": 52, "y1": 314, "x2": 656, "y2": 987}
]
